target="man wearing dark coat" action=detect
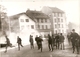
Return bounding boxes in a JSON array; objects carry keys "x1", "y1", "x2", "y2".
[
  {"x1": 4, "y1": 36, "x2": 12, "y2": 53},
  {"x1": 29, "y1": 35, "x2": 34, "y2": 49},
  {"x1": 37, "y1": 36, "x2": 43, "y2": 52},
  {"x1": 17, "y1": 36, "x2": 23, "y2": 51},
  {"x1": 59, "y1": 33, "x2": 65, "y2": 50},
  {"x1": 55, "y1": 34, "x2": 60, "y2": 49},
  {"x1": 48, "y1": 34, "x2": 53, "y2": 51},
  {"x1": 70, "y1": 29, "x2": 80, "y2": 54},
  {"x1": 35, "y1": 35, "x2": 39, "y2": 49}
]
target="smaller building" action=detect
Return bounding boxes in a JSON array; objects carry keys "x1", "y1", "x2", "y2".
[
  {"x1": 8, "y1": 10, "x2": 51, "y2": 45},
  {"x1": 9, "y1": 12, "x2": 39, "y2": 45}
]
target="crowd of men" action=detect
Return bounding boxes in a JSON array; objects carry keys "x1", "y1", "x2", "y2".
[
  {"x1": 4, "y1": 29, "x2": 80, "y2": 54},
  {"x1": 29, "y1": 33, "x2": 65, "y2": 52}
]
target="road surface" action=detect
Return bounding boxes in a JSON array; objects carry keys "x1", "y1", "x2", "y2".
[{"x1": 0, "y1": 38, "x2": 80, "y2": 57}]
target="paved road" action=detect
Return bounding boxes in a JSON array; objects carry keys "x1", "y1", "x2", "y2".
[{"x1": 0, "y1": 38, "x2": 80, "y2": 57}]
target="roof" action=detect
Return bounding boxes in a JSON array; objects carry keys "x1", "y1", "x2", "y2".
[
  {"x1": 9, "y1": 12, "x2": 26, "y2": 20},
  {"x1": 26, "y1": 10, "x2": 49, "y2": 19},
  {"x1": 49, "y1": 7, "x2": 64, "y2": 13}
]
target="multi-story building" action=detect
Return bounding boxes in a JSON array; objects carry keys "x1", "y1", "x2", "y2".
[
  {"x1": 26, "y1": 10, "x2": 50, "y2": 37},
  {"x1": 41, "y1": 6, "x2": 67, "y2": 35},
  {"x1": 9, "y1": 10, "x2": 50, "y2": 38}
]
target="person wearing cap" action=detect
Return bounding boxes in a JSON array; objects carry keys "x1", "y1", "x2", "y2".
[
  {"x1": 17, "y1": 36, "x2": 23, "y2": 51},
  {"x1": 70, "y1": 29, "x2": 80, "y2": 54},
  {"x1": 29, "y1": 35, "x2": 34, "y2": 49}
]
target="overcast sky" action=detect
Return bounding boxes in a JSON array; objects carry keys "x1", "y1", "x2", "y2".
[{"x1": 0, "y1": 0, "x2": 80, "y2": 24}]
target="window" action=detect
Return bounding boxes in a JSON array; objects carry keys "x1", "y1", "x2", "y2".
[
  {"x1": 20, "y1": 19, "x2": 24, "y2": 22},
  {"x1": 38, "y1": 25, "x2": 40, "y2": 29},
  {"x1": 61, "y1": 19, "x2": 63, "y2": 22},
  {"x1": 57, "y1": 18, "x2": 60, "y2": 22},
  {"x1": 41, "y1": 19, "x2": 43, "y2": 23},
  {"x1": 46, "y1": 25, "x2": 48, "y2": 29},
  {"x1": 58, "y1": 13, "x2": 59, "y2": 17},
  {"x1": 45, "y1": 19, "x2": 47, "y2": 22},
  {"x1": 25, "y1": 19, "x2": 29, "y2": 22},
  {"x1": 55, "y1": 24, "x2": 57, "y2": 28},
  {"x1": 42, "y1": 25, "x2": 44, "y2": 29},
  {"x1": 58, "y1": 24, "x2": 60, "y2": 28},
  {"x1": 31, "y1": 25, "x2": 34, "y2": 29}
]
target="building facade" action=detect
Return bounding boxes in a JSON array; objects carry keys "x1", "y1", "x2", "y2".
[
  {"x1": 26, "y1": 10, "x2": 51, "y2": 37},
  {"x1": 9, "y1": 10, "x2": 51, "y2": 38},
  {"x1": 42, "y1": 6, "x2": 67, "y2": 35}
]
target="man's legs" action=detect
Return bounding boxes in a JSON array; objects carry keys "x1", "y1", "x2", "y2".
[
  {"x1": 18, "y1": 44, "x2": 20, "y2": 51},
  {"x1": 40, "y1": 44, "x2": 42, "y2": 52},
  {"x1": 20, "y1": 43, "x2": 23, "y2": 47},
  {"x1": 58, "y1": 42, "x2": 60, "y2": 49},
  {"x1": 48, "y1": 44, "x2": 51, "y2": 51},
  {"x1": 4, "y1": 44, "x2": 8, "y2": 53},
  {"x1": 72, "y1": 43, "x2": 75, "y2": 53}
]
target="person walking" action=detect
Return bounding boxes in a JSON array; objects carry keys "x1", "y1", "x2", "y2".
[
  {"x1": 59, "y1": 33, "x2": 65, "y2": 50},
  {"x1": 4, "y1": 36, "x2": 12, "y2": 53},
  {"x1": 37, "y1": 36, "x2": 43, "y2": 52},
  {"x1": 48, "y1": 34, "x2": 53, "y2": 51},
  {"x1": 70, "y1": 29, "x2": 80, "y2": 54},
  {"x1": 29, "y1": 35, "x2": 34, "y2": 49},
  {"x1": 35, "y1": 35, "x2": 39, "y2": 49},
  {"x1": 17, "y1": 36, "x2": 23, "y2": 51}
]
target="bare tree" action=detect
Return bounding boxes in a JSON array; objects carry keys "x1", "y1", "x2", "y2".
[{"x1": 0, "y1": 5, "x2": 8, "y2": 36}]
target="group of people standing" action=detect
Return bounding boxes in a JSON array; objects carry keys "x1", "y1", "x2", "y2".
[
  {"x1": 47, "y1": 33, "x2": 65, "y2": 51},
  {"x1": 29, "y1": 33, "x2": 65, "y2": 52},
  {"x1": 29, "y1": 35, "x2": 43, "y2": 52}
]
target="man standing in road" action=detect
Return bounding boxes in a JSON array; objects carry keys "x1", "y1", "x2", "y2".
[
  {"x1": 17, "y1": 36, "x2": 23, "y2": 51},
  {"x1": 38, "y1": 36, "x2": 43, "y2": 52},
  {"x1": 48, "y1": 34, "x2": 53, "y2": 51},
  {"x1": 70, "y1": 29, "x2": 80, "y2": 54},
  {"x1": 55, "y1": 34, "x2": 60, "y2": 49},
  {"x1": 59, "y1": 33, "x2": 65, "y2": 50},
  {"x1": 35, "y1": 35, "x2": 39, "y2": 49},
  {"x1": 29, "y1": 35, "x2": 34, "y2": 49}
]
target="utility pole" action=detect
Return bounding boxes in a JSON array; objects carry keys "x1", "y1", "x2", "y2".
[
  {"x1": 0, "y1": 5, "x2": 7, "y2": 35},
  {"x1": 49, "y1": 13, "x2": 54, "y2": 35}
]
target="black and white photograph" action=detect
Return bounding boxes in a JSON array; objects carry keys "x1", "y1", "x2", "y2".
[{"x1": 0, "y1": 0, "x2": 80, "y2": 57}]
